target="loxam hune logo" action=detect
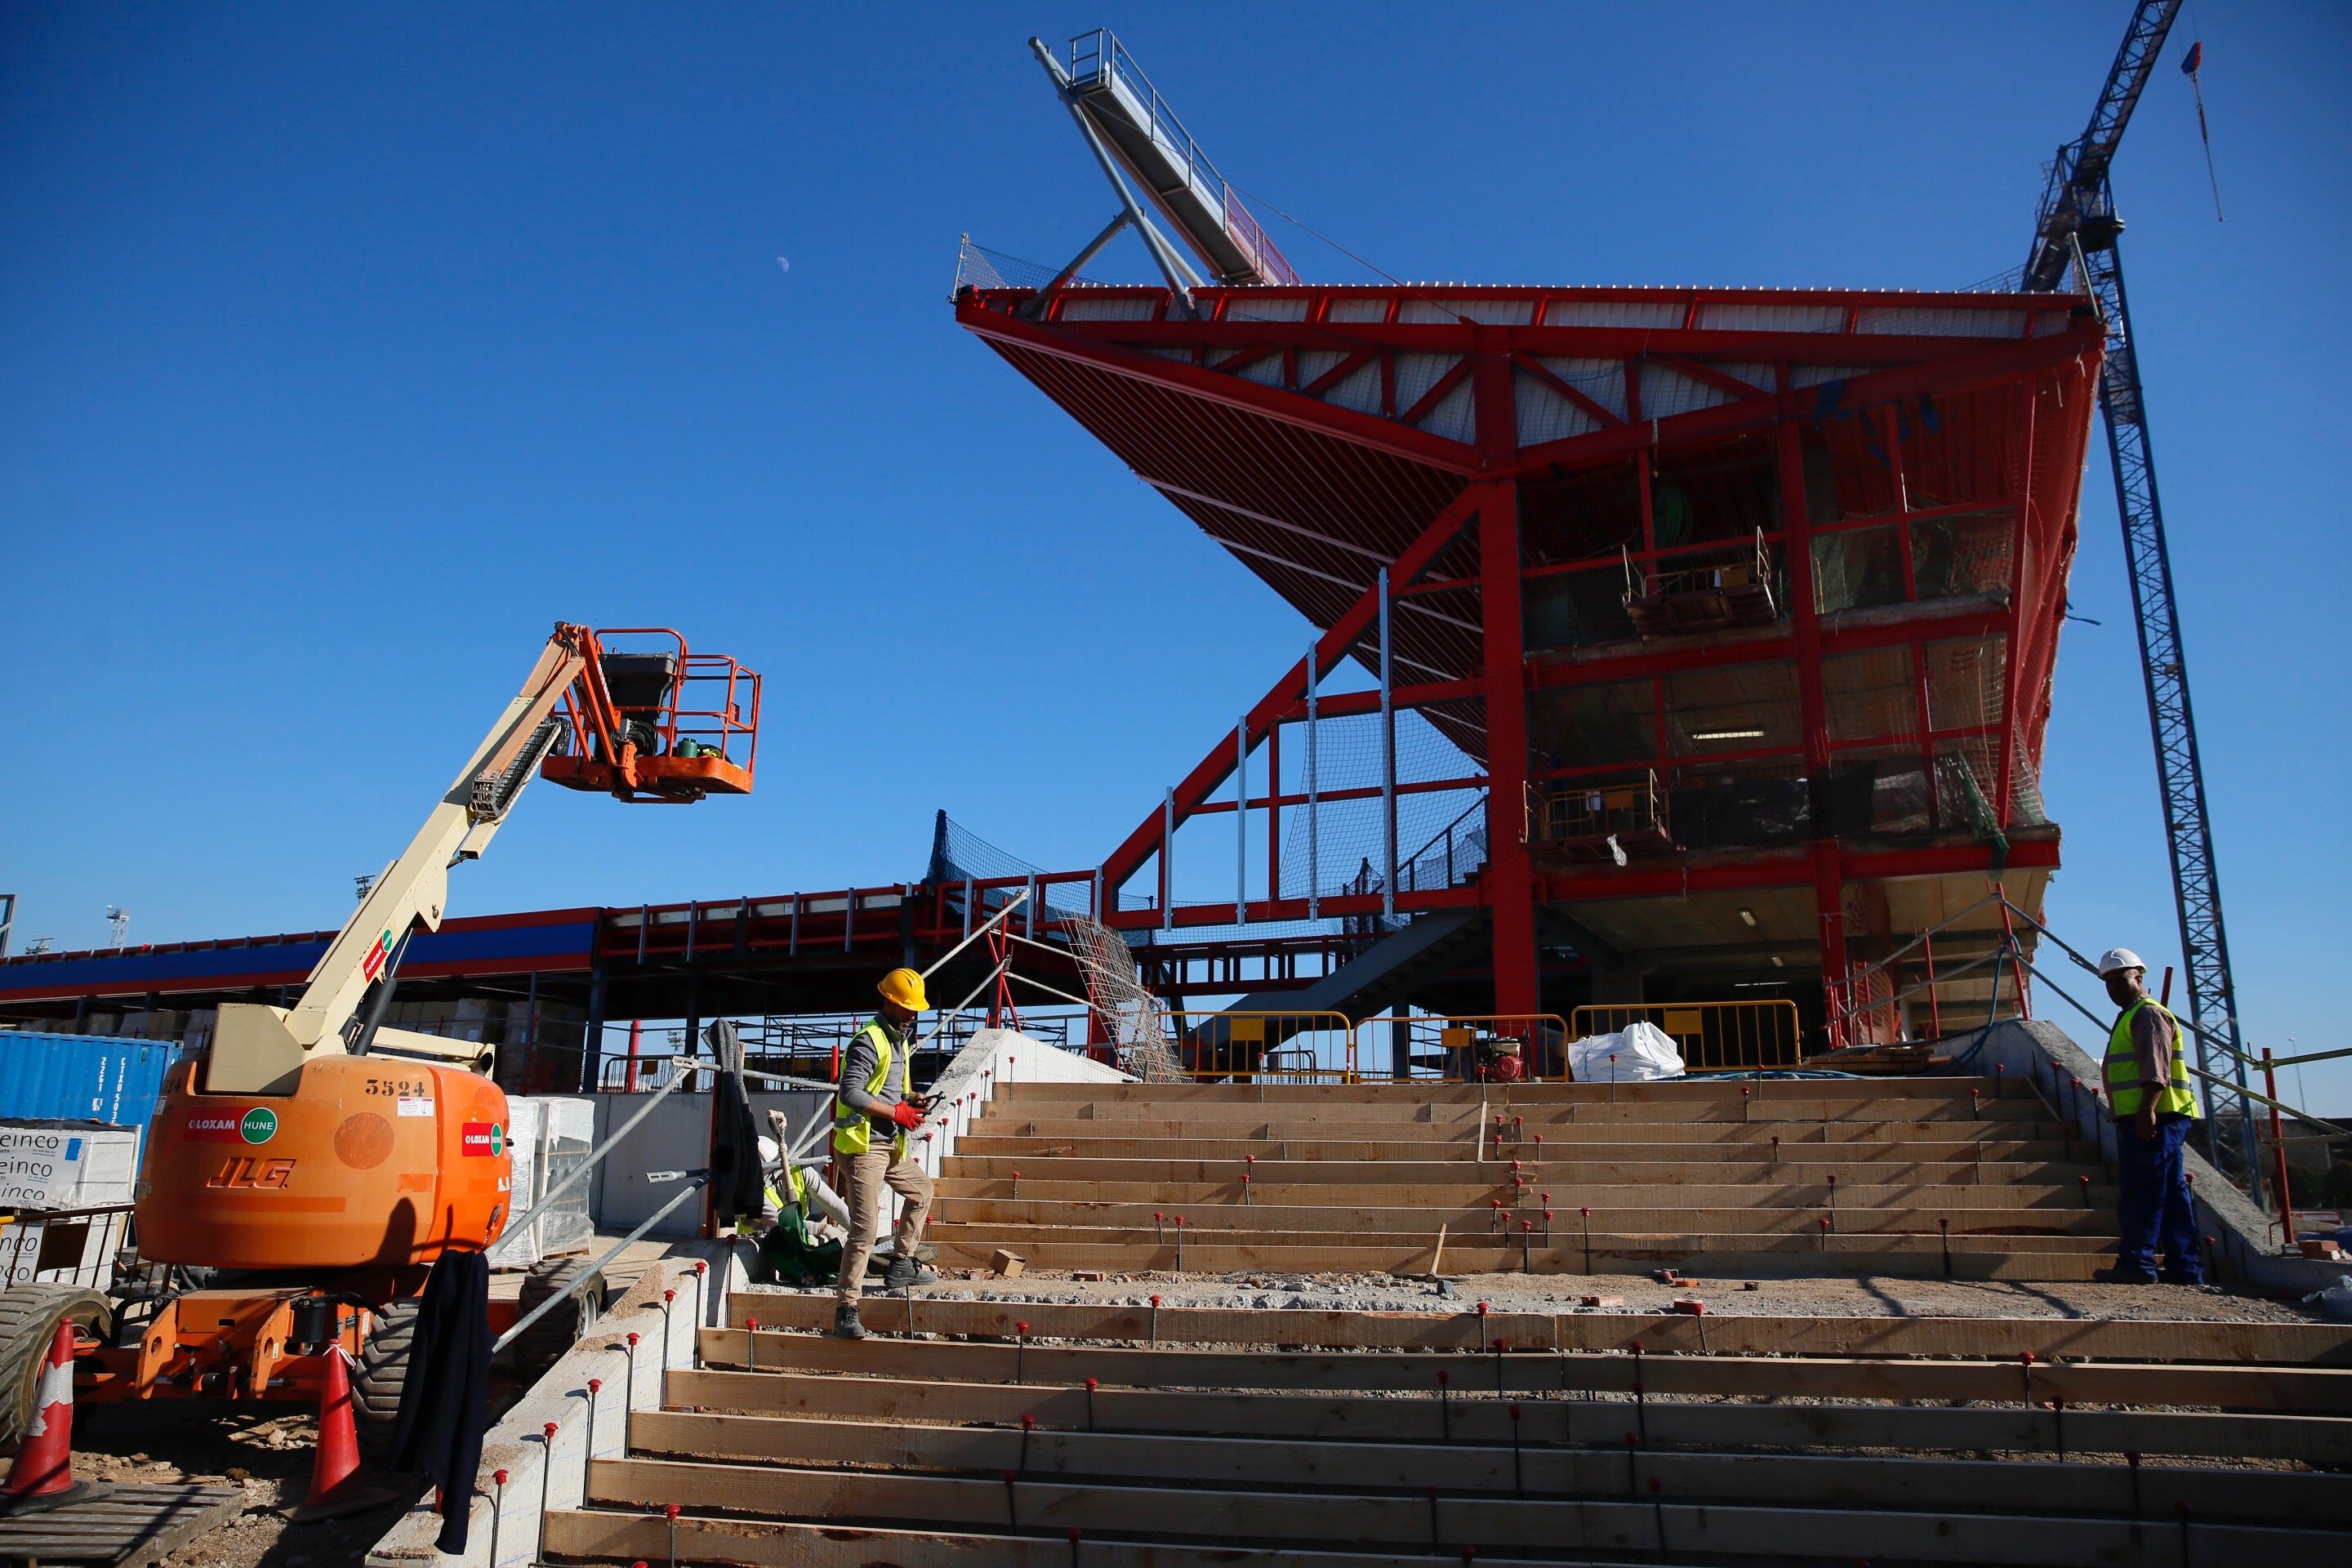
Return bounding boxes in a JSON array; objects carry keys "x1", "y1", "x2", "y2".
[{"x1": 240, "y1": 1107, "x2": 278, "y2": 1144}]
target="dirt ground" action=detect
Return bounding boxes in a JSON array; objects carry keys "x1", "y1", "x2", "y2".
[
  {"x1": 20, "y1": 1240, "x2": 681, "y2": 1568},
  {"x1": 63, "y1": 1402, "x2": 415, "y2": 1568}
]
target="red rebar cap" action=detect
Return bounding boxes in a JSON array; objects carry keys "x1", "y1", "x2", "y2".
[
  {"x1": 665, "y1": 1503, "x2": 682, "y2": 1521},
  {"x1": 494, "y1": 1468, "x2": 508, "y2": 1486},
  {"x1": 544, "y1": 1421, "x2": 559, "y2": 1438},
  {"x1": 626, "y1": 1332, "x2": 640, "y2": 1348},
  {"x1": 589, "y1": 1378, "x2": 603, "y2": 1392},
  {"x1": 1018, "y1": 1321, "x2": 1030, "y2": 1334}
]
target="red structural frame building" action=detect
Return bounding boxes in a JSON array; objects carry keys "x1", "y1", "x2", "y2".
[{"x1": 958, "y1": 278, "x2": 2106, "y2": 1041}]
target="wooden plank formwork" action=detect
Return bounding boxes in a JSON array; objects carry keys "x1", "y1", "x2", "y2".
[
  {"x1": 581, "y1": 1456, "x2": 2349, "y2": 1566},
  {"x1": 698, "y1": 1329, "x2": 2352, "y2": 1413},
  {"x1": 721, "y1": 1293, "x2": 2352, "y2": 1365},
  {"x1": 665, "y1": 1366, "x2": 2352, "y2": 1464}
]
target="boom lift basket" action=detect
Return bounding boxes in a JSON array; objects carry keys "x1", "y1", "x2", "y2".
[{"x1": 540, "y1": 627, "x2": 761, "y2": 803}]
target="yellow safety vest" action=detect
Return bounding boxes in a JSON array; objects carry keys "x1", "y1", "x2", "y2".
[
  {"x1": 832, "y1": 1019, "x2": 906, "y2": 1158},
  {"x1": 2104, "y1": 999, "x2": 2201, "y2": 1120},
  {"x1": 764, "y1": 1158, "x2": 808, "y2": 1220}
]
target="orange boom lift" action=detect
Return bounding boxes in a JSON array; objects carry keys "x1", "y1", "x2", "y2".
[{"x1": 0, "y1": 624, "x2": 758, "y2": 1454}]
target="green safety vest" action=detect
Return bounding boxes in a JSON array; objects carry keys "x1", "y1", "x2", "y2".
[
  {"x1": 2104, "y1": 999, "x2": 2201, "y2": 1120},
  {"x1": 832, "y1": 1018, "x2": 906, "y2": 1158}
]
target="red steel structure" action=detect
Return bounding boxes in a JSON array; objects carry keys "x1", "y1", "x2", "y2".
[{"x1": 957, "y1": 278, "x2": 2106, "y2": 1044}]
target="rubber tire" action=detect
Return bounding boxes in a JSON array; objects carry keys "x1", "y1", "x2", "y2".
[
  {"x1": 0, "y1": 1284, "x2": 113, "y2": 1455},
  {"x1": 511, "y1": 1257, "x2": 604, "y2": 1376},
  {"x1": 352, "y1": 1298, "x2": 419, "y2": 1464}
]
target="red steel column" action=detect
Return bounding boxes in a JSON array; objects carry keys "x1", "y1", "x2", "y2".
[
  {"x1": 1775, "y1": 411, "x2": 1847, "y2": 1044},
  {"x1": 1473, "y1": 345, "x2": 1539, "y2": 1015}
]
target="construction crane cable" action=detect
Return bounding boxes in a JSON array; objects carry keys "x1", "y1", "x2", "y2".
[{"x1": 1223, "y1": 178, "x2": 1403, "y2": 287}]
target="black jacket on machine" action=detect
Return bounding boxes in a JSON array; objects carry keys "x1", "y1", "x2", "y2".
[{"x1": 390, "y1": 1246, "x2": 492, "y2": 1552}]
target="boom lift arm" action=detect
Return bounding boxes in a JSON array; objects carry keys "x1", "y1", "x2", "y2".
[
  {"x1": 208, "y1": 622, "x2": 760, "y2": 1094},
  {"x1": 2023, "y1": 1, "x2": 2259, "y2": 1190}
]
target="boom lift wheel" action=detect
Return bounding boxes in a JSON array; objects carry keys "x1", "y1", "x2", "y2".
[
  {"x1": 352, "y1": 1298, "x2": 420, "y2": 1463},
  {"x1": 511, "y1": 1256, "x2": 604, "y2": 1376},
  {"x1": 0, "y1": 1284, "x2": 113, "y2": 1454}
]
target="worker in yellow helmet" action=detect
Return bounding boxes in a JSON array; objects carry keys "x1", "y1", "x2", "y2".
[
  {"x1": 2091, "y1": 947, "x2": 2204, "y2": 1285},
  {"x1": 829, "y1": 966, "x2": 938, "y2": 1339}
]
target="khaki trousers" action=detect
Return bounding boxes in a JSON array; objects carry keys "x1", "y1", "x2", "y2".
[{"x1": 834, "y1": 1143, "x2": 933, "y2": 1303}]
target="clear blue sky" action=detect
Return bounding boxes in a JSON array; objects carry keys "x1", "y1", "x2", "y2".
[{"x1": 3, "y1": 6, "x2": 2345, "y2": 1101}]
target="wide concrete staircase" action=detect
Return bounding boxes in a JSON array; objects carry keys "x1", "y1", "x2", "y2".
[
  {"x1": 537, "y1": 1295, "x2": 2352, "y2": 1565},
  {"x1": 929, "y1": 1075, "x2": 2123, "y2": 1281}
]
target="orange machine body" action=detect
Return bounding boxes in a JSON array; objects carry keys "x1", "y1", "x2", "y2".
[{"x1": 135, "y1": 1055, "x2": 513, "y2": 1272}]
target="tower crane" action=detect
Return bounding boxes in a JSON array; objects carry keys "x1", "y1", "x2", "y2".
[{"x1": 2023, "y1": 1, "x2": 2258, "y2": 1191}]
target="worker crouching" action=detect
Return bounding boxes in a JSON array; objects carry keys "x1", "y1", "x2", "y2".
[
  {"x1": 831, "y1": 967, "x2": 940, "y2": 1338},
  {"x1": 2091, "y1": 947, "x2": 2205, "y2": 1285}
]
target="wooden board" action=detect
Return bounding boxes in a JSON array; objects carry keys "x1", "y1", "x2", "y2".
[
  {"x1": 987, "y1": 1116, "x2": 2050, "y2": 1144},
  {"x1": 702, "y1": 1329, "x2": 2352, "y2": 1412},
  {"x1": 0, "y1": 1484, "x2": 243, "y2": 1567},
  {"x1": 942, "y1": 1156, "x2": 2099, "y2": 1187},
  {"x1": 666, "y1": 1365, "x2": 2352, "y2": 1463},
  {"x1": 724, "y1": 1293, "x2": 2352, "y2": 1365},
  {"x1": 929, "y1": 1199, "x2": 2117, "y2": 1237},
  {"x1": 933, "y1": 1178, "x2": 2114, "y2": 1209},
  {"x1": 926, "y1": 1223, "x2": 2116, "y2": 1254},
  {"x1": 627, "y1": 1408, "x2": 2347, "y2": 1524},
  {"x1": 583, "y1": 1455, "x2": 2345, "y2": 1565},
  {"x1": 541, "y1": 1509, "x2": 1617, "y2": 1568},
  {"x1": 993, "y1": 1080, "x2": 2005, "y2": 1107},
  {"x1": 916, "y1": 1239, "x2": 2109, "y2": 1281},
  {"x1": 954, "y1": 1136, "x2": 2068, "y2": 1163}
]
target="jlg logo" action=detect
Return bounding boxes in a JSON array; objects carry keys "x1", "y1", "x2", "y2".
[{"x1": 207, "y1": 1156, "x2": 296, "y2": 1190}]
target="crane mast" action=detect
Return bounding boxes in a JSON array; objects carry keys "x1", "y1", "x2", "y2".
[{"x1": 2025, "y1": 0, "x2": 2259, "y2": 1192}]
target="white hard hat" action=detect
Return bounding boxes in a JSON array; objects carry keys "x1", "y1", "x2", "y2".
[
  {"x1": 757, "y1": 1135, "x2": 779, "y2": 1165},
  {"x1": 2096, "y1": 947, "x2": 2146, "y2": 978}
]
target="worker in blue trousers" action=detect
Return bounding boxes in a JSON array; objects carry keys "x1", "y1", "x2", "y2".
[{"x1": 2091, "y1": 947, "x2": 2205, "y2": 1285}]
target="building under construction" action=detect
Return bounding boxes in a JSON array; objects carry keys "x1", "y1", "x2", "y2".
[{"x1": 0, "y1": 45, "x2": 2104, "y2": 1076}]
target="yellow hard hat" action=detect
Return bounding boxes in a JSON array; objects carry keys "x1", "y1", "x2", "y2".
[{"x1": 878, "y1": 967, "x2": 929, "y2": 1011}]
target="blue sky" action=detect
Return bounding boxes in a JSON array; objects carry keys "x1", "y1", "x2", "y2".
[{"x1": 3, "y1": 5, "x2": 2345, "y2": 1101}]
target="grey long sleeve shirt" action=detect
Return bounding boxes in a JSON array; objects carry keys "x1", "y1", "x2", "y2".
[{"x1": 838, "y1": 1016, "x2": 913, "y2": 1125}]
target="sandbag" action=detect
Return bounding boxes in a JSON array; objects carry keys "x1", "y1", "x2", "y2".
[{"x1": 1566, "y1": 1020, "x2": 1685, "y2": 1082}]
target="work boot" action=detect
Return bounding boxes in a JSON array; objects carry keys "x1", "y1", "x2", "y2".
[
  {"x1": 882, "y1": 1256, "x2": 937, "y2": 1290},
  {"x1": 831, "y1": 1303, "x2": 868, "y2": 1339},
  {"x1": 2091, "y1": 1265, "x2": 2158, "y2": 1285}
]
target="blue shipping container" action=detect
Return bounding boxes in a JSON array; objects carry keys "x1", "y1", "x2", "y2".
[{"x1": 0, "y1": 1033, "x2": 179, "y2": 1131}]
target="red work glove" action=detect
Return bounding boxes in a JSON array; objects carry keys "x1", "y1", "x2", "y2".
[{"x1": 888, "y1": 1100, "x2": 924, "y2": 1129}]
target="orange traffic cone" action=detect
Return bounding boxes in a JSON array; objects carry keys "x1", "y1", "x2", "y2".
[
  {"x1": 289, "y1": 1346, "x2": 397, "y2": 1522},
  {"x1": 0, "y1": 1319, "x2": 109, "y2": 1516}
]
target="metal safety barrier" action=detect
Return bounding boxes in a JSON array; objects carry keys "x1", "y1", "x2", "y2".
[
  {"x1": 1570, "y1": 1000, "x2": 1803, "y2": 1073},
  {"x1": 1163, "y1": 1010, "x2": 1356, "y2": 1083}
]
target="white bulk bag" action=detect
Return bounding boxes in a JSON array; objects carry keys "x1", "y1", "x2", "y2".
[{"x1": 1565, "y1": 1021, "x2": 1685, "y2": 1082}]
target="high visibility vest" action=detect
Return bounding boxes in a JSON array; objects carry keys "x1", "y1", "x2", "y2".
[
  {"x1": 764, "y1": 1158, "x2": 808, "y2": 1221},
  {"x1": 832, "y1": 1019, "x2": 906, "y2": 1157},
  {"x1": 2104, "y1": 1000, "x2": 2201, "y2": 1120}
]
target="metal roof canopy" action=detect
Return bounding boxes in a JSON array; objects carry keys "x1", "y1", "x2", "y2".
[{"x1": 957, "y1": 280, "x2": 2094, "y2": 710}]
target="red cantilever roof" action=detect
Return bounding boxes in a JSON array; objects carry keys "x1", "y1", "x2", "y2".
[{"x1": 956, "y1": 282, "x2": 2100, "y2": 707}]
